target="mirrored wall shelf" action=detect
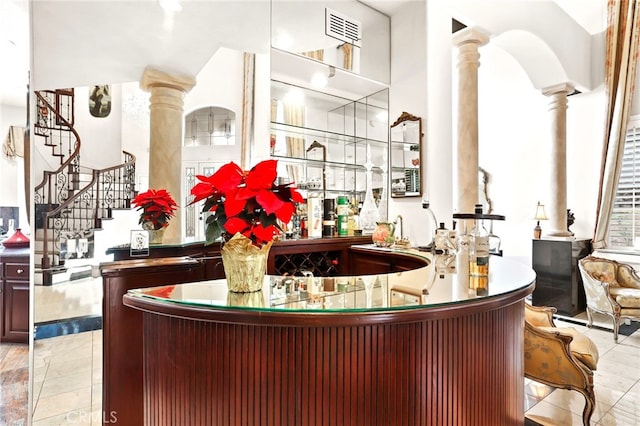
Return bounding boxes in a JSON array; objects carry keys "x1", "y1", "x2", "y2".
[
  {"x1": 271, "y1": 48, "x2": 388, "y2": 101},
  {"x1": 271, "y1": 52, "x2": 388, "y2": 208},
  {"x1": 270, "y1": 122, "x2": 388, "y2": 149}
]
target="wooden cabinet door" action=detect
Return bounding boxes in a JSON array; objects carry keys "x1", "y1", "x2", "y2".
[{"x1": 2, "y1": 279, "x2": 29, "y2": 343}]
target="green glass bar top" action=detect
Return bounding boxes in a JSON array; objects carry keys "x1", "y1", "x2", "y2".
[{"x1": 126, "y1": 250, "x2": 535, "y2": 313}]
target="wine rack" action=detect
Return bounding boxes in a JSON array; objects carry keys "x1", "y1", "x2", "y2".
[{"x1": 273, "y1": 251, "x2": 341, "y2": 276}]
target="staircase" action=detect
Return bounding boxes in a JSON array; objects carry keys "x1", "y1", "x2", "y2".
[{"x1": 33, "y1": 89, "x2": 137, "y2": 285}]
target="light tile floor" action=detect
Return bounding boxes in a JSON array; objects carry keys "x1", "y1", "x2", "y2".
[
  {"x1": 9, "y1": 277, "x2": 640, "y2": 424},
  {"x1": 32, "y1": 330, "x2": 102, "y2": 425}
]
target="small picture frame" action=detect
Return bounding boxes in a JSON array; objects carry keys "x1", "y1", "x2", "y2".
[{"x1": 130, "y1": 230, "x2": 149, "y2": 257}]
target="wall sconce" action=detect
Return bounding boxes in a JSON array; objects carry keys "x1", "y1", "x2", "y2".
[{"x1": 533, "y1": 201, "x2": 548, "y2": 239}]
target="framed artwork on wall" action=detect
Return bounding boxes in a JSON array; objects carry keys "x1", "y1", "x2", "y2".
[{"x1": 89, "y1": 85, "x2": 111, "y2": 118}]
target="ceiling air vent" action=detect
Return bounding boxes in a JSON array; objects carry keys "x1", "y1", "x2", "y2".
[{"x1": 325, "y1": 8, "x2": 362, "y2": 47}]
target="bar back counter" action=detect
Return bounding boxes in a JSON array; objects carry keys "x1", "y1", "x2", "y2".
[{"x1": 105, "y1": 244, "x2": 535, "y2": 426}]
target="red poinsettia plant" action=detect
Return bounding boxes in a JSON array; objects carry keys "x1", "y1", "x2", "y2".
[
  {"x1": 131, "y1": 189, "x2": 178, "y2": 230},
  {"x1": 190, "y1": 159, "x2": 304, "y2": 247}
]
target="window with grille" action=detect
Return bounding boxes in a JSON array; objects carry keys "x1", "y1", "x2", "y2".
[{"x1": 610, "y1": 118, "x2": 640, "y2": 248}]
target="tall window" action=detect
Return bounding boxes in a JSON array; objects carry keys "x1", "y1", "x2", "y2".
[{"x1": 610, "y1": 116, "x2": 640, "y2": 248}]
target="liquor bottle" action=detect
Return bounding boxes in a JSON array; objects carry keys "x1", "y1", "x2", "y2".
[
  {"x1": 469, "y1": 204, "x2": 489, "y2": 296},
  {"x1": 455, "y1": 220, "x2": 472, "y2": 296}
]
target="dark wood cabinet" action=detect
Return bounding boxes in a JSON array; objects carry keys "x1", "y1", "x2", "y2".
[
  {"x1": 107, "y1": 236, "x2": 373, "y2": 278},
  {"x1": 531, "y1": 238, "x2": 591, "y2": 316},
  {"x1": 0, "y1": 247, "x2": 30, "y2": 343},
  {"x1": 349, "y1": 246, "x2": 430, "y2": 275}
]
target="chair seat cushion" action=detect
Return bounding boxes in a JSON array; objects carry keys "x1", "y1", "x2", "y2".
[
  {"x1": 610, "y1": 287, "x2": 640, "y2": 308},
  {"x1": 540, "y1": 326, "x2": 599, "y2": 370}
]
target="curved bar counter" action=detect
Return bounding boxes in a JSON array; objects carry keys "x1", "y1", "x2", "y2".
[{"x1": 123, "y1": 249, "x2": 535, "y2": 426}]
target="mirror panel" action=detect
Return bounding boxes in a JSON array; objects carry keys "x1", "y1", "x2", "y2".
[{"x1": 390, "y1": 111, "x2": 422, "y2": 198}]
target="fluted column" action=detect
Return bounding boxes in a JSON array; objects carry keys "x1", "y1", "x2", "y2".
[
  {"x1": 141, "y1": 67, "x2": 196, "y2": 241},
  {"x1": 452, "y1": 28, "x2": 489, "y2": 219},
  {"x1": 542, "y1": 83, "x2": 573, "y2": 238}
]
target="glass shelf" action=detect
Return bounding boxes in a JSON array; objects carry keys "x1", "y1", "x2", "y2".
[
  {"x1": 270, "y1": 76, "x2": 388, "y2": 207},
  {"x1": 271, "y1": 121, "x2": 388, "y2": 147},
  {"x1": 272, "y1": 154, "x2": 383, "y2": 172}
]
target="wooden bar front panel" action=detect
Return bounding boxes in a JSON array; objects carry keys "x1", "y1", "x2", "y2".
[
  {"x1": 101, "y1": 258, "x2": 203, "y2": 425},
  {"x1": 141, "y1": 301, "x2": 525, "y2": 426}
]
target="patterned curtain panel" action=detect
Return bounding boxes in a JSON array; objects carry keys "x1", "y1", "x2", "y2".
[
  {"x1": 342, "y1": 43, "x2": 353, "y2": 71},
  {"x1": 593, "y1": 0, "x2": 640, "y2": 249},
  {"x1": 301, "y1": 49, "x2": 324, "y2": 61},
  {"x1": 270, "y1": 99, "x2": 278, "y2": 155},
  {"x1": 241, "y1": 52, "x2": 256, "y2": 170},
  {"x1": 283, "y1": 104, "x2": 305, "y2": 185}
]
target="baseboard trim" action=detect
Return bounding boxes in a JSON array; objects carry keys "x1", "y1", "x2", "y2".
[{"x1": 34, "y1": 314, "x2": 102, "y2": 340}]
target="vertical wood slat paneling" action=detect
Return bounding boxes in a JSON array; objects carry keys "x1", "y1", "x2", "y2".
[{"x1": 142, "y1": 300, "x2": 525, "y2": 426}]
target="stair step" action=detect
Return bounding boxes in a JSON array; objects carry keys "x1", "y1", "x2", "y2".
[{"x1": 34, "y1": 266, "x2": 69, "y2": 286}]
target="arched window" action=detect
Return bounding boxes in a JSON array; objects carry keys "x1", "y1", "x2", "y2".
[{"x1": 184, "y1": 107, "x2": 235, "y2": 146}]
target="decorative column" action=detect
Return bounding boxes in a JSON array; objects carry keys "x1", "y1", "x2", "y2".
[
  {"x1": 141, "y1": 67, "x2": 196, "y2": 242},
  {"x1": 452, "y1": 28, "x2": 489, "y2": 219},
  {"x1": 542, "y1": 83, "x2": 573, "y2": 237}
]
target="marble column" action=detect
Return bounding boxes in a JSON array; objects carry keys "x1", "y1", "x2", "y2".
[
  {"x1": 452, "y1": 28, "x2": 489, "y2": 223},
  {"x1": 542, "y1": 83, "x2": 573, "y2": 238},
  {"x1": 140, "y1": 67, "x2": 196, "y2": 242}
]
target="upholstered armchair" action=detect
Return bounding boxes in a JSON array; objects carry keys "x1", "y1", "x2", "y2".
[
  {"x1": 524, "y1": 303, "x2": 599, "y2": 425},
  {"x1": 578, "y1": 255, "x2": 640, "y2": 342}
]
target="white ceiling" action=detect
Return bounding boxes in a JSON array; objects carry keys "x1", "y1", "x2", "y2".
[{"x1": 0, "y1": 0, "x2": 607, "y2": 108}]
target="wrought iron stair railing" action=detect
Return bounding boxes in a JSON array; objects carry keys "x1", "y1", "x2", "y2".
[
  {"x1": 38, "y1": 153, "x2": 136, "y2": 270},
  {"x1": 33, "y1": 88, "x2": 137, "y2": 273}
]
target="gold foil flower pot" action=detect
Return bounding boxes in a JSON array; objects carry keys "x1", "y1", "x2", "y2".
[{"x1": 221, "y1": 233, "x2": 273, "y2": 293}]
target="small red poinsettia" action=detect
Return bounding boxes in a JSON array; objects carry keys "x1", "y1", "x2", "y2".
[
  {"x1": 131, "y1": 189, "x2": 178, "y2": 230},
  {"x1": 190, "y1": 159, "x2": 304, "y2": 247}
]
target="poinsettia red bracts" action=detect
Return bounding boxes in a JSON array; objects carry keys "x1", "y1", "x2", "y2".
[
  {"x1": 131, "y1": 189, "x2": 178, "y2": 230},
  {"x1": 190, "y1": 159, "x2": 303, "y2": 247}
]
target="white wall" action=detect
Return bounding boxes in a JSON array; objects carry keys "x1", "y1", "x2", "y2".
[
  {"x1": 73, "y1": 85, "x2": 123, "y2": 170},
  {"x1": 387, "y1": 1, "x2": 456, "y2": 248},
  {"x1": 0, "y1": 104, "x2": 26, "y2": 209},
  {"x1": 183, "y1": 47, "x2": 245, "y2": 165},
  {"x1": 120, "y1": 82, "x2": 151, "y2": 192},
  {"x1": 475, "y1": 43, "x2": 603, "y2": 261},
  {"x1": 384, "y1": 1, "x2": 605, "y2": 267}
]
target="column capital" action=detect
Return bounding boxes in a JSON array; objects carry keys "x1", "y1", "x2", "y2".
[
  {"x1": 140, "y1": 67, "x2": 196, "y2": 93},
  {"x1": 542, "y1": 82, "x2": 574, "y2": 97},
  {"x1": 452, "y1": 27, "x2": 489, "y2": 48}
]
